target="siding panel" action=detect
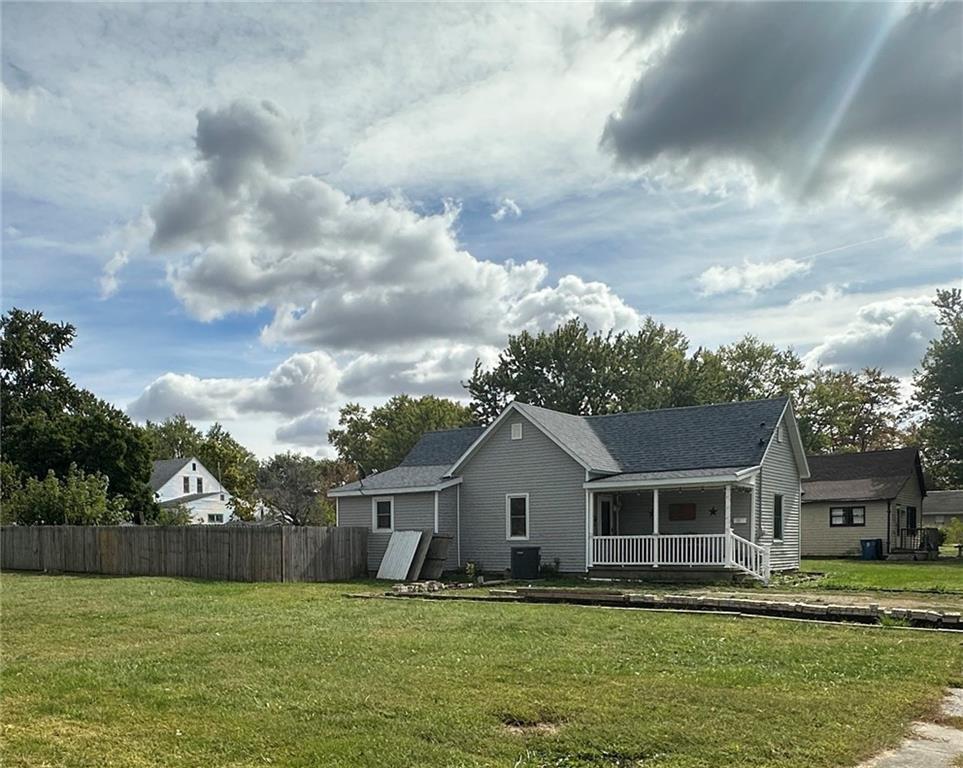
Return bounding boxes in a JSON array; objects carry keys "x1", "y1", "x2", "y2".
[
  {"x1": 801, "y1": 500, "x2": 888, "y2": 556},
  {"x1": 759, "y1": 416, "x2": 803, "y2": 570},
  {"x1": 337, "y1": 491, "x2": 436, "y2": 573},
  {"x1": 460, "y1": 415, "x2": 587, "y2": 573}
]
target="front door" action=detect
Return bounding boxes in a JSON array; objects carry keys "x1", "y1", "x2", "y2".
[
  {"x1": 905, "y1": 506, "x2": 918, "y2": 532},
  {"x1": 595, "y1": 495, "x2": 616, "y2": 536}
]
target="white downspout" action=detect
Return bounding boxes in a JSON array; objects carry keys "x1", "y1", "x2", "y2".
[{"x1": 653, "y1": 487, "x2": 660, "y2": 568}]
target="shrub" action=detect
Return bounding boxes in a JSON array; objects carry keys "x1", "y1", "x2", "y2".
[{"x1": 3, "y1": 464, "x2": 128, "y2": 525}]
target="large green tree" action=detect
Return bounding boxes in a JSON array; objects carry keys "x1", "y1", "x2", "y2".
[
  {"x1": 912, "y1": 289, "x2": 963, "y2": 488},
  {"x1": 328, "y1": 394, "x2": 474, "y2": 476},
  {"x1": 0, "y1": 308, "x2": 155, "y2": 521},
  {"x1": 692, "y1": 336, "x2": 804, "y2": 404},
  {"x1": 467, "y1": 318, "x2": 695, "y2": 423},
  {"x1": 795, "y1": 366, "x2": 902, "y2": 454}
]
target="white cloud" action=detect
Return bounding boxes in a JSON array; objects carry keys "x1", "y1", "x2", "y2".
[
  {"x1": 491, "y1": 197, "x2": 521, "y2": 221},
  {"x1": 790, "y1": 283, "x2": 848, "y2": 306},
  {"x1": 803, "y1": 295, "x2": 940, "y2": 374},
  {"x1": 127, "y1": 350, "x2": 340, "y2": 421},
  {"x1": 697, "y1": 258, "x2": 811, "y2": 297},
  {"x1": 99, "y1": 250, "x2": 130, "y2": 299},
  {"x1": 145, "y1": 100, "x2": 642, "y2": 352}
]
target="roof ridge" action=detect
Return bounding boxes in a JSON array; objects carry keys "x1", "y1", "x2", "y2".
[
  {"x1": 583, "y1": 396, "x2": 788, "y2": 420},
  {"x1": 422, "y1": 425, "x2": 484, "y2": 434},
  {"x1": 807, "y1": 446, "x2": 918, "y2": 458}
]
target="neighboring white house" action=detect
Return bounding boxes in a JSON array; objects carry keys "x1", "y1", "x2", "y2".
[{"x1": 149, "y1": 457, "x2": 233, "y2": 525}]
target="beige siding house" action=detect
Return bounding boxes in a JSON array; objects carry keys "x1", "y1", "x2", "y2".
[
  {"x1": 331, "y1": 397, "x2": 810, "y2": 582},
  {"x1": 801, "y1": 448, "x2": 927, "y2": 557}
]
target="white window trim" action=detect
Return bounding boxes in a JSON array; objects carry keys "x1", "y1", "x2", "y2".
[
  {"x1": 505, "y1": 493, "x2": 530, "y2": 541},
  {"x1": 511, "y1": 422, "x2": 523, "y2": 440},
  {"x1": 371, "y1": 496, "x2": 394, "y2": 532},
  {"x1": 773, "y1": 493, "x2": 784, "y2": 542}
]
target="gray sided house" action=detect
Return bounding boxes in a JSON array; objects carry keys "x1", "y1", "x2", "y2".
[
  {"x1": 801, "y1": 448, "x2": 927, "y2": 558},
  {"x1": 331, "y1": 397, "x2": 810, "y2": 582}
]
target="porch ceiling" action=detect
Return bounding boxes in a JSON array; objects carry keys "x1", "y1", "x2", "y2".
[{"x1": 584, "y1": 465, "x2": 756, "y2": 490}]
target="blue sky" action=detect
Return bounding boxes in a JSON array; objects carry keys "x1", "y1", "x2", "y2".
[{"x1": 2, "y1": 2, "x2": 961, "y2": 457}]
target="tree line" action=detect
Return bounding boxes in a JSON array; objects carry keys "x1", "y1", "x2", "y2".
[{"x1": 1, "y1": 289, "x2": 959, "y2": 526}]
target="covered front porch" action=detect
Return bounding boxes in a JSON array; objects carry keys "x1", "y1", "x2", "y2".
[{"x1": 584, "y1": 470, "x2": 770, "y2": 581}]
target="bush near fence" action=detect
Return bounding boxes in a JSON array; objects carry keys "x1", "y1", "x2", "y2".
[{"x1": 0, "y1": 525, "x2": 367, "y2": 582}]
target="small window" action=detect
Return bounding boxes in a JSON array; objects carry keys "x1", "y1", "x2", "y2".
[
  {"x1": 668, "y1": 503, "x2": 697, "y2": 521},
  {"x1": 773, "y1": 494, "x2": 784, "y2": 540},
  {"x1": 207, "y1": 513, "x2": 223, "y2": 524},
  {"x1": 372, "y1": 497, "x2": 394, "y2": 531},
  {"x1": 511, "y1": 422, "x2": 523, "y2": 440},
  {"x1": 197, "y1": 477, "x2": 203, "y2": 494},
  {"x1": 183, "y1": 476, "x2": 190, "y2": 493},
  {"x1": 192, "y1": 462, "x2": 197, "y2": 471},
  {"x1": 830, "y1": 506, "x2": 865, "y2": 527},
  {"x1": 777, "y1": 425, "x2": 784, "y2": 443},
  {"x1": 220, "y1": 493, "x2": 225, "y2": 501},
  {"x1": 506, "y1": 494, "x2": 529, "y2": 539}
]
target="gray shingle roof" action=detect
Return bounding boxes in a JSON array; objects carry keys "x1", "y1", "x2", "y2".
[
  {"x1": 401, "y1": 426, "x2": 485, "y2": 466},
  {"x1": 515, "y1": 403, "x2": 620, "y2": 472},
  {"x1": 802, "y1": 448, "x2": 923, "y2": 503},
  {"x1": 158, "y1": 492, "x2": 220, "y2": 508},
  {"x1": 584, "y1": 397, "x2": 788, "y2": 473},
  {"x1": 150, "y1": 458, "x2": 190, "y2": 491},
  {"x1": 331, "y1": 464, "x2": 454, "y2": 494},
  {"x1": 925, "y1": 490, "x2": 963, "y2": 515},
  {"x1": 331, "y1": 397, "x2": 793, "y2": 495}
]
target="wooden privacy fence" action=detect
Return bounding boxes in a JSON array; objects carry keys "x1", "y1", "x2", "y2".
[{"x1": 0, "y1": 525, "x2": 367, "y2": 582}]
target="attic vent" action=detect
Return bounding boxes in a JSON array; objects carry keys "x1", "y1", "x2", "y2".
[
  {"x1": 777, "y1": 425, "x2": 785, "y2": 443},
  {"x1": 511, "y1": 422, "x2": 523, "y2": 441}
]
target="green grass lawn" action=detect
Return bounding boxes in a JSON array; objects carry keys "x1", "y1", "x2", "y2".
[
  {"x1": 3, "y1": 573, "x2": 962, "y2": 768},
  {"x1": 800, "y1": 557, "x2": 963, "y2": 594}
]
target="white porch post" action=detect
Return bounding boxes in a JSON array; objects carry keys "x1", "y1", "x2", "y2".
[
  {"x1": 724, "y1": 483, "x2": 733, "y2": 566},
  {"x1": 652, "y1": 488, "x2": 660, "y2": 568},
  {"x1": 585, "y1": 488, "x2": 593, "y2": 570},
  {"x1": 749, "y1": 478, "x2": 757, "y2": 544}
]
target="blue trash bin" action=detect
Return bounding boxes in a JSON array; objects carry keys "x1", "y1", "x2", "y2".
[{"x1": 860, "y1": 539, "x2": 880, "y2": 560}]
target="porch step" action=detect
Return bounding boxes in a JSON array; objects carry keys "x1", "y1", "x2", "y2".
[{"x1": 589, "y1": 566, "x2": 758, "y2": 584}]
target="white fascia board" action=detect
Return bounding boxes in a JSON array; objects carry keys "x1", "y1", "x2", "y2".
[
  {"x1": 760, "y1": 399, "x2": 810, "y2": 479},
  {"x1": 582, "y1": 474, "x2": 753, "y2": 490},
  {"x1": 327, "y1": 476, "x2": 463, "y2": 498}
]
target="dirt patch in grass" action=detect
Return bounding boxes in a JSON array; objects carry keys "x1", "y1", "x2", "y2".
[{"x1": 499, "y1": 711, "x2": 563, "y2": 736}]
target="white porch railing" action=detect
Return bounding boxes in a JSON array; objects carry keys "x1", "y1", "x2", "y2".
[
  {"x1": 591, "y1": 532, "x2": 770, "y2": 582},
  {"x1": 729, "y1": 532, "x2": 770, "y2": 582}
]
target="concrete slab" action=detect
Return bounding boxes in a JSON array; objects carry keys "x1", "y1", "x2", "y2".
[{"x1": 857, "y1": 689, "x2": 963, "y2": 768}]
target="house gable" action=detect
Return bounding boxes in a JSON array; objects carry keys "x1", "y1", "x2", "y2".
[{"x1": 458, "y1": 409, "x2": 588, "y2": 572}]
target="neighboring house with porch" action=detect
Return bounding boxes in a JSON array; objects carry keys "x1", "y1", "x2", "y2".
[
  {"x1": 923, "y1": 490, "x2": 963, "y2": 529},
  {"x1": 330, "y1": 397, "x2": 809, "y2": 582},
  {"x1": 150, "y1": 457, "x2": 233, "y2": 525},
  {"x1": 800, "y1": 448, "x2": 928, "y2": 558}
]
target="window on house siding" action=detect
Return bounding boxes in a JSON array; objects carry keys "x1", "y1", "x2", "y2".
[
  {"x1": 183, "y1": 476, "x2": 190, "y2": 493},
  {"x1": 773, "y1": 494, "x2": 784, "y2": 540},
  {"x1": 192, "y1": 462, "x2": 197, "y2": 471},
  {"x1": 506, "y1": 494, "x2": 529, "y2": 539},
  {"x1": 830, "y1": 506, "x2": 865, "y2": 527},
  {"x1": 373, "y1": 497, "x2": 393, "y2": 531},
  {"x1": 197, "y1": 477, "x2": 203, "y2": 494},
  {"x1": 208, "y1": 513, "x2": 224, "y2": 524},
  {"x1": 511, "y1": 422, "x2": 523, "y2": 440}
]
